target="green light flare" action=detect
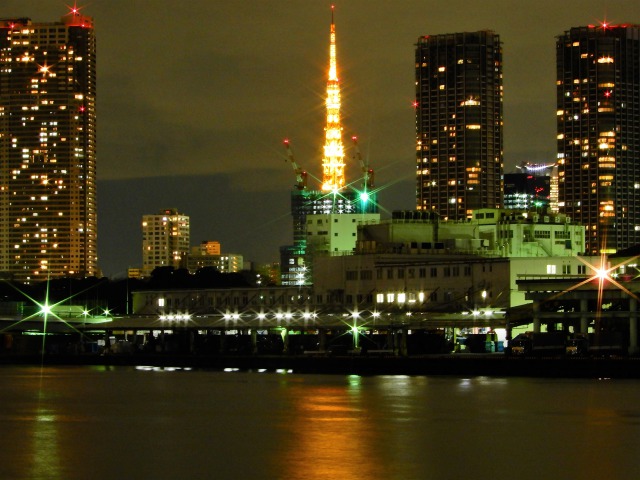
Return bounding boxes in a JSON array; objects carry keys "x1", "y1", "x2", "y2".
[
  {"x1": 0, "y1": 278, "x2": 109, "y2": 345},
  {"x1": 351, "y1": 324, "x2": 360, "y2": 349}
]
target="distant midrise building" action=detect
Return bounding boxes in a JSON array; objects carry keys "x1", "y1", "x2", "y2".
[
  {"x1": 187, "y1": 241, "x2": 243, "y2": 273},
  {"x1": 142, "y1": 209, "x2": 190, "y2": 277}
]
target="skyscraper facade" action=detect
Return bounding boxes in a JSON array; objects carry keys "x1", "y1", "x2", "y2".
[
  {"x1": 556, "y1": 24, "x2": 640, "y2": 254},
  {"x1": 142, "y1": 209, "x2": 190, "y2": 277},
  {"x1": 0, "y1": 11, "x2": 97, "y2": 281},
  {"x1": 415, "y1": 31, "x2": 503, "y2": 221}
]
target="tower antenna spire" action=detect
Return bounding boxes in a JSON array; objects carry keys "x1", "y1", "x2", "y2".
[{"x1": 321, "y1": 4, "x2": 345, "y2": 192}]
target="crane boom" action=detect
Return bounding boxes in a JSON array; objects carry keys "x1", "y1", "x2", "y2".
[
  {"x1": 352, "y1": 136, "x2": 374, "y2": 189},
  {"x1": 283, "y1": 139, "x2": 307, "y2": 190}
]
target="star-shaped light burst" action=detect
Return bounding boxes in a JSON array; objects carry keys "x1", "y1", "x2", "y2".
[
  {"x1": 542, "y1": 248, "x2": 640, "y2": 332},
  {"x1": 65, "y1": 2, "x2": 84, "y2": 17},
  {"x1": 338, "y1": 308, "x2": 380, "y2": 350},
  {"x1": 0, "y1": 278, "x2": 109, "y2": 353}
]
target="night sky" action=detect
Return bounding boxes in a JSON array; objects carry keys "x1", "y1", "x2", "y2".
[{"x1": 3, "y1": 0, "x2": 639, "y2": 277}]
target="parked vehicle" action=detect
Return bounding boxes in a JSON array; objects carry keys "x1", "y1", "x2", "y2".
[
  {"x1": 506, "y1": 332, "x2": 566, "y2": 356},
  {"x1": 565, "y1": 334, "x2": 588, "y2": 356}
]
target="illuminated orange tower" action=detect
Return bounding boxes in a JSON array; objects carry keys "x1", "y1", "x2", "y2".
[{"x1": 321, "y1": 6, "x2": 346, "y2": 192}]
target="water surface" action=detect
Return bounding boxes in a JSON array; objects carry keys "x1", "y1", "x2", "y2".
[{"x1": 0, "y1": 365, "x2": 639, "y2": 480}]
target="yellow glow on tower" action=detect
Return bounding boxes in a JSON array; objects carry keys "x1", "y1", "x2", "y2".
[{"x1": 321, "y1": 6, "x2": 346, "y2": 192}]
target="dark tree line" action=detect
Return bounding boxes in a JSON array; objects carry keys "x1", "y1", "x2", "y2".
[{"x1": 0, "y1": 266, "x2": 259, "y2": 315}]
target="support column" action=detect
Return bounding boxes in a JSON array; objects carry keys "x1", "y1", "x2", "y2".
[
  {"x1": 219, "y1": 330, "x2": 226, "y2": 354},
  {"x1": 189, "y1": 330, "x2": 196, "y2": 354},
  {"x1": 580, "y1": 298, "x2": 589, "y2": 334},
  {"x1": 532, "y1": 301, "x2": 541, "y2": 333},
  {"x1": 387, "y1": 330, "x2": 395, "y2": 354},
  {"x1": 159, "y1": 330, "x2": 166, "y2": 353},
  {"x1": 131, "y1": 329, "x2": 138, "y2": 353},
  {"x1": 104, "y1": 330, "x2": 111, "y2": 354},
  {"x1": 630, "y1": 298, "x2": 638, "y2": 356},
  {"x1": 318, "y1": 329, "x2": 327, "y2": 353},
  {"x1": 282, "y1": 329, "x2": 290, "y2": 354},
  {"x1": 251, "y1": 329, "x2": 258, "y2": 355},
  {"x1": 391, "y1": 328, "x2": 398, "y2": 355},
  {"x1": 400, "y1": 327, "x2": 408, "y2": 357}
]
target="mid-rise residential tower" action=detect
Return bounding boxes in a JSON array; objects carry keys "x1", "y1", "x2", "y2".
[{"x1": 142, "y1": 209, "x2": 190, "y2": 277}]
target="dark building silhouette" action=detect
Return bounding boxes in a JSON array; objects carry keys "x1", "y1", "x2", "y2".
[
  {"x1": 415, "y1": 31, "x2": 503, "y2": 221},
  {"x1": 504, "y1": 172, "x2": 551, "y2": 210},
  {"x1": 556, "y1": 24, "x2": 640, "y2": 254}
]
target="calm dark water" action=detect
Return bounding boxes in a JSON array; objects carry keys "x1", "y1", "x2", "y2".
[{"x1": 0, "y1": 365, "x2": 639, "y2": 480}]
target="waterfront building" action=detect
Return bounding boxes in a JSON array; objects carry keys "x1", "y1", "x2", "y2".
[
  {"x1": 332, "y1": 208, "x2": 588, "y2": 308},
  {"x1": 141, "y1": 209, "x2": 190, "y2": 277},
  {"x1": 556, "y1": 24, "x2": 640, "y2": 254},
  {"x1": 357, "y1": 209, "x2": 584, "y2": 259},
  {"x1": 313, "y1": 252, "x2": 511, "y2": 313},
  {"x1": 415, "y1": 31, "x2": 503, "y2": 220},
  {"x1": 280, "y1": 7, "x2": 378, "y2": 286},
  {"x1": 0, "y1": 10, "x2": 97, "y2": 281}
]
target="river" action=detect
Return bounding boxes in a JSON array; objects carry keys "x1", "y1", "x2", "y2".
[{"x1": 0, "y1": 365, "x2": 639, "y2": 480}]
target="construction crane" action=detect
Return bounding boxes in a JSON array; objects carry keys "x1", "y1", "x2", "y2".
[
  {"x1": 283, "y1": 139, "x2": 307, "y2": 190},
  {"x1": 352, "y1": 136, "x2": 374, "y2": 190}
]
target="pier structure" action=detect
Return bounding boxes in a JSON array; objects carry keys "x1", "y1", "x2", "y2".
[
  {"x1": 0, "y1": 284, "x2": 506, "y2": 357},
  {"x1": 516, "y1": 273, "x2": 640, "y2": 355}
]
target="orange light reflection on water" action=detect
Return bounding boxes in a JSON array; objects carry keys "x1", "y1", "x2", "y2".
[{"x1": 275, "y1": 376, "x2": 388, "y2": 480}]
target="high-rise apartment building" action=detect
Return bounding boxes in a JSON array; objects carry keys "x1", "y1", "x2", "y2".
[
  {"x1": 0, "y1": 10, "x2": 97, "y2": 281},
  {"x1": 415, "y1": 31, "x2": 503, "y2": 221},
  {"x1": 556, "y1": 24, "x2": 640, "y2": 254},
  {"x1": 142, "y1": 209, "x2": 190, "y2": 277}
]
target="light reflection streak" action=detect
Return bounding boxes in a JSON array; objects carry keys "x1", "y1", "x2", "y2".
[
  {"x1": 276, "y1": 377, "x2": 387, "y2": 480},
  {"x1": 29, "y1": 406, "x2": 63, "y2": 480}
]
